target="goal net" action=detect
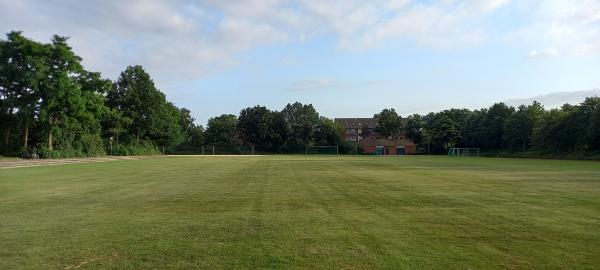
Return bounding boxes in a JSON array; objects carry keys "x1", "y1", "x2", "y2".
[
  {"x1": 448, "y1": 148, "x2": 480, "y2": 157},
  {"x1": 200, "y1": 145, "x2": 256, "y2": 155},
  {"x1": 306, "y1": 146, "x2": 339, "y2": 155}
]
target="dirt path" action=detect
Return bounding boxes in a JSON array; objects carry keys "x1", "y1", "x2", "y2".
[{"x1": 0, "y1": 156, "x2": 157, "y2": 169}]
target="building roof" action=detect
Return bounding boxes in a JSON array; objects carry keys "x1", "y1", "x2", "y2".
[
  {"x1": 335, "y1": 117, "x2": 409, "y2": 128},
  {"x1": 334, "y1": 118, "x2": 378, "y2": 128}
]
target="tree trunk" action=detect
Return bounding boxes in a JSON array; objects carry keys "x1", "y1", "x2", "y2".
[
  {"x1": 23, "y1": 122, "x2": 29, "y2": 148},
  {"x1": 5, "y1": 107, "x2": 13, "y2": 146},
  {"x1": 3, "y1": 127, "x2": 9, "y2": 146},
  {"x1": 48, "y1": 131, "x2": 53, "y2": 151},
  {"x1": 47, "y1": 116, "x2": 57, "y2": 151}
]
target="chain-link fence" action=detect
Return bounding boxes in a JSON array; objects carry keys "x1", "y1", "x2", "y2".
[{"x1": 165, "y1": 144, "x2": 368, "y2": 155}]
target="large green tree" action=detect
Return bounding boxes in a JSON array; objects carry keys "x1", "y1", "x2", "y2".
[
  {"x1": 313, "y1": 117, "x2": 343, "y2": 146},
  {"x1": 503, "y1": 101, "x2": 544, "y2": 151},
  {"x1": 405, "y1": 114, "x2": 424, "y2": 145},
  {"x1": 265, "y1": 111, "x2": 289, "y2": 148},
  {"x1": 237, "y1": 105, "x2": 270, "y2": 146},
  {"x1": 483, "y1": 103, "x2": 514, "y2": 149},
  {"x1": 106, "y1": 65, "x2": 183, "y2": 147},
  {"x1": 237, "y1": 105, "x2": 288, "y2": 148},
  {"x1": 37, "y1": 35, "x2": 108, "y2": 155},
  {"x1": 583, "y1": 97, "x2": 600, "y2": 150},
  {"x1": 425, "y1": 112, "x2": 462, "y2": 151},
  {"x1": 0, "y1": 32, "x2": 110, "y2": 156},
  {"x1": 177, "y1": 107, "x2": 204, "y2": 150},
  {"x1": 0, "y1": 32, "x2": 47, "y2": 151},
  {"x1": 374, "y1": 108, "x2": 402, "y2": 137},
  {"x1": 205, "y1": 114, "x2": 238, "y2": 145},
  {"x1": 531, "y1": 108, "x2": 566, "y2": 152},
  {"x1": 151, "y1": 102, "x2": 184, "y2": 148},
  {"x1": 464, "y1": 103, "x2": 514, "y2": 150},
  {"x1": 282, "y1": 102, "x2": 320, "y2": 147}
]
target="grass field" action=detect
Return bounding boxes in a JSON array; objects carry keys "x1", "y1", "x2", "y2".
[{"x1": 1, "y1": 156, "x2": 599, "y2": 269}]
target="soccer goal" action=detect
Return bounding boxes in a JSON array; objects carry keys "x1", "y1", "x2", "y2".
[
  {"x1": 306, "y1": 145, "x2": 339, "y2": 155},
  {"x1": 200, "y1": 145, "x2": 256, "y2": 155},
  {"x1": 448, "y1": 147, "x2": 480, "y2": 157}
]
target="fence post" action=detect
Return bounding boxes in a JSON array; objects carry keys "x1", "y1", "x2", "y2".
[{"x1": 212, "y1": 145, "x2": 215, "y2": 155}]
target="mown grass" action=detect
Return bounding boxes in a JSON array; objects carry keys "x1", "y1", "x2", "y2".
[{"x1": 1, "y1": 156, "x2": 599, "y2": 269}]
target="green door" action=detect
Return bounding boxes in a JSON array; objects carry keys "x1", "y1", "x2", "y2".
[
  {"x1": 397, "y1": 146, "x2": 405, "y2": 155},
  {"x1": 375, "y1": 146, "x2": 384, "y2": 155}
]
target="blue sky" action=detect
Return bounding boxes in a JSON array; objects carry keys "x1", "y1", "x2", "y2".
[{"x1": 1, "y1": 0, "x2": 600, "y2": 124}]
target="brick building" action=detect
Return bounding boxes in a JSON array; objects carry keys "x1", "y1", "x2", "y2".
[{"x1": 334, "y1": 117, "x2": 416, "y2": 155}]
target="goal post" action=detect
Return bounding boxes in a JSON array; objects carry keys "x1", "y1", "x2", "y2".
[
  {"x1": 305, "y1": 145, "x2": 339, "y2": 155},
  {"x1": 199, "y1": 145, "x2": 255, "y2": 155},
  {"x1": 448, "y1": 147, "x2": 480, "y2": 157}
]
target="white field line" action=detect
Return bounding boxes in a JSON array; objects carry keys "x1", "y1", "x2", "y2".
[{"x1": 0, "y1": 156, "x2": 151, "y2": 169}]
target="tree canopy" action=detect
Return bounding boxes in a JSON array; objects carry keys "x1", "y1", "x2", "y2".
[
  {"x1": 407, "y1": 98, "x2": 600, "y2": 156},
  {"x1": 0, "y1": 32, "x2": 194, "y2": 157},
  {"x1": 374, "y1": 108, "x2": 402, "y2": 137},
  {"x1": 282, "y1": 102, "x2": 320, "y2": 147}
]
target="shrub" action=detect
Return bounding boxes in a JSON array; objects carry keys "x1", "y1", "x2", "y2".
[{"x1": 109, "y1": 142, "x2": 160, "y2": 156}]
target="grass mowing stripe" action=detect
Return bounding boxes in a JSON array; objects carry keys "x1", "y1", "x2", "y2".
[{"x1": 0, "y1": 156, "x2": 598, "y2": 269}]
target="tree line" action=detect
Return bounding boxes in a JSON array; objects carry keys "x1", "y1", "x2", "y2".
[
  {"x1": 2, "y1": 31, "x2": 599, "y2": 158},
  {"x1": 403, "y1": 99, "x2": 600, "y2": 157},
  {"x1": 0, "y1": 32, "x2": 343, "y2": 157},
  {"x1": 0, "y1": 32, "x2": 193, "y2": 157},
  {"x1": 197, "y1": 102, "x2": 343, "y2": 153}
]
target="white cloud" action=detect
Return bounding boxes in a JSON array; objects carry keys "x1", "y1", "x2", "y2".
[
  {"x1": 504, "y1": 89, "x2": 600, "y2": 108},
  {"x1": 466, "y1": 0, "x2": 511, "y2": 12},
  {"x1": 0, "y1": 0, "x2": 515, "y2": 83},
  {"x1": 515, "y1": 0, "x2": 600, "y2": 57},
  {"x1": 526, "y1": 48, "x2": 559, "y2": 59},
  {"x1": 288, "y1": 78, "x2": 377, "y2": 91},
  {"x1": 297, "y1": 0, "x2": 510, "y2": 49}
]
